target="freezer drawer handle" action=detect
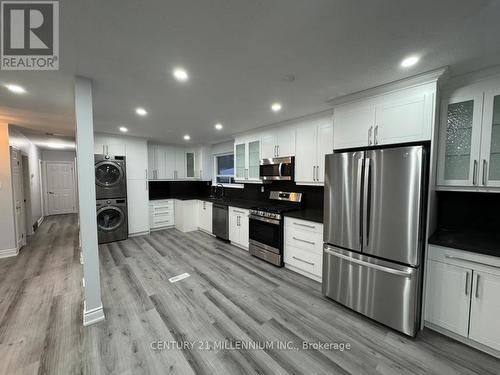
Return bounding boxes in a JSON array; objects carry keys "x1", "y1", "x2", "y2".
[
  {"x1": 324, "y1": 248, "x2": 413, "y2": 278},
  {"x1": 292, "y1": 237, "x2": 315, "y2": 245},
  {"x1": 292, "y1": 256, "x2": 314, "y2": 266}
]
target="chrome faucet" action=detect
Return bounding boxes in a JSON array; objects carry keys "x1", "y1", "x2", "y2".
[{"x1": 216, "y1": 183, "x2": 225, "y2": 199}]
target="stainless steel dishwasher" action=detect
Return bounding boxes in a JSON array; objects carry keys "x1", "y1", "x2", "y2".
[{"x1": 212, "y1": 203, "x2": 229, "y2": 240}]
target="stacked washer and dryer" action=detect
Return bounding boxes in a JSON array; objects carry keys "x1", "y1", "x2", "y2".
[{"x1": 95, "y1": 154, "x2": 128, "y2": 244}]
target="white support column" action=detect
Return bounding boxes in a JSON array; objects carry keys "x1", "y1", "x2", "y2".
[{"x1": 74, "y1": 76, "x2": 105, "y2": 326}]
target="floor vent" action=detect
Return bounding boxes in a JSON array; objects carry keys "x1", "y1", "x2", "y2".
[{"x1": 168, "y1": 273, "x2": 190, "y2": 283}]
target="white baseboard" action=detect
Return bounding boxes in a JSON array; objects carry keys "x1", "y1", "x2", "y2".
[
  {"x1": 83, "y1": 300, "x2": 105, "y2": 326},
  {"x1": 129, "y1": 230, "x2": 150, "y2": 237},
  {"x1": 0, "y1": 247, "x2": 19, "y2": 259},
  {"x1": 425, "y1": 321, "x2": 500, "y2": 359}
]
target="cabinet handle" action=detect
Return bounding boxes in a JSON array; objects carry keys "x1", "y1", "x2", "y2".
[
  {"x1": 475, "y1": 274, "x2": 480, "y2": 298},
  {"x1": 145, "y1": 169, "x2": 148, "y2": 179},
  {"x1": 200, "y1": 170, "x2": 202, "y2": 179},
  {"x1": 145, "y1": 181, "x2": 148, "y2": 190},
  {"x1": 277, "y1": 145, "x2": 280, "y2": 157},
  {"x1": 292, "y1": 236, "x2": 315, "y2": 245},
  {"x1": 312, "y1": 166, "x2": 315, "y2": 181},
  {"x1": 465, "y1": 272, "x2": 469, "y2": 296},
  {"x1": 368, "y1": 126, "x2": 373, "y2": 146},
  {"x1": 292, "y1": 256, "x2": 314, "y2": 266},
  {"x1": 374, "y1": 125, "x2": 379, "y2": 145},
  {"x1": 293, "y1": 222, "x2": 316, "y2": 229},
  {"x1": 482, "y1": 159, "x2": 487, "y2": 186},
  {"x1": 473, "y1": 160, "x2": 478, "y2": 185}
]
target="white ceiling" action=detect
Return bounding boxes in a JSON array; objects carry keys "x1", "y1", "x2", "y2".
[{"x1": 1, "y1": 0, "x2": 500, "y2": 145}]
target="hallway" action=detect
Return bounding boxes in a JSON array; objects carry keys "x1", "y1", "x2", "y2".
[{"x1": 0, "y1": 215, "x2": 82, "y2": 374}]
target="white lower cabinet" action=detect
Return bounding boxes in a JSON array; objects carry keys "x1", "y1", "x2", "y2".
[
  {"x1": 174, "y1": 200, "x2": 198, "y2": 232},
  {"x1": 424, "y1": 260, "x2": 471, "y2": 337},
  {"x1": 425, "y1": 245, "x2": 500, "y2": 355},
  {"x1": 469, "y1": 271, "x2": 500, "y2": 352},
  {"x1": 149, "y1": 199, "x2": 175, "y2": 230},
  {"x1": 228, "y1": 207, "x2": 249, "y2": 249},
  {"x1": 127, "y1": 180, "x2": 149, "y2": 235},
  {"x1": 284, "y1": 218, "x2": 323, "y2": 282},
  {"x1": 197, "y1": 200, "x2": 213, "y2": 234}
]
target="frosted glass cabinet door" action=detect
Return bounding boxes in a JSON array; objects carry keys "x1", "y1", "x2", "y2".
[
  {"x1": 235, "y1": 143, "x2": 246, "y2": 180},
  {"x1": 480, "y1": 90, "x2": 500, "y2": 187},
  {"x1": 438, "y1": 95, "x2": 483, "y2": 186},
  {"x1": 248, "y1": 140, "x2": 260, "y2": 180}
]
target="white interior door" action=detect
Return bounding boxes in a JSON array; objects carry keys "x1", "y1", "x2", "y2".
[
  {"x1": 11, "y1": 148, "x2": 26, "y2": 249},
  {"x1": 45, "y1": 162, "x2": 77, "y2": 215}
]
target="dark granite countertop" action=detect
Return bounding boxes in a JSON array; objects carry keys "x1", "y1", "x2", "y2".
[
  {"x1": 429, "y1": 229, "x2": 500, "y2": 258},
  {"x1": 283, "y1": 209, "x2": 324, "y2": 224}
]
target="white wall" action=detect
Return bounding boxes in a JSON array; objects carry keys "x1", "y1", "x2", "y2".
[
  {"x1": 0, "y1": 124, "x2": 16, "y2": 254},
  {"x1": 212, "y1": 140, "x2": 233, "y2": 155},
  {"x1": 42, "y1": 150, "x2": 76, "y2": 162},
  {"x1": 8, "y1": 127, "x2": 43, "y2": 233}
]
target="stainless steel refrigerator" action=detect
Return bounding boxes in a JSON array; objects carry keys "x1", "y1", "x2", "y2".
[{"x1": 323, "y1": 145, "x2": 427, "y2": 337}]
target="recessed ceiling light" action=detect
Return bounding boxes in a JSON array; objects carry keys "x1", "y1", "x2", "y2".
[
  {"x1": 173, "y1": 67, "x2": 189, "y2": 82},
  {"x1": 47, "y1": 143, "x2": 65, "y2": 149},
  {"x1": 401, "y1": 55, "x2": 420, "y2": 68},
  {"x1": 214, "y1": 123, "x2": 223, "y2": 130},
  {"x1": 119, "y1": 126, "x2": 128, "y2": 132},
  {"x1": 271, "y1": 102, "x2": 282, "y2": 112},
  {"x1": 5, "y1": 84, "x2": 26, "y2": 94},
  {"x1": 183, "y1": 134, "x2": 190, "y2": 141},
  {"x1": 136, "y1": 107, "x2": 147, "y2": 116}
]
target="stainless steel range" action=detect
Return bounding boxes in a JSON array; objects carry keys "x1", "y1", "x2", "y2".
[{"x1": 249, "y1": 191, "x2": 302, "y2": 267}]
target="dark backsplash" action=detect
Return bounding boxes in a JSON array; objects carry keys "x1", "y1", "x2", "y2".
[
  {"x1": 149, "y1": 181, "x2": 212, "y2": 200},
  {"x1": 437, "y1": 191, "x2": 500, "y2": 232},
  {"x1": 149, "y1": 180, "x2": 324, "y2": 210}
]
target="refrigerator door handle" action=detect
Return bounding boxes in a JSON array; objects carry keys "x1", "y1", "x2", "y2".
[
  {"x1": 356, "y1": 158, "x2": 364, "y2": 249},
  {"x1": 324, "y1": 247, "x2": 413, "y2": 278},
  {"x1": 362, "y1": 158, "x2": 371, "y2": 249}
]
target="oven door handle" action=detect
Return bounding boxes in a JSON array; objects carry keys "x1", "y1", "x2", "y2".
[{"x1": 249, "y1": 215, "x2": 280, "y2": 225}]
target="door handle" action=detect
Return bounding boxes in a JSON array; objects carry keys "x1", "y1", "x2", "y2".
[
  {"x1": 473, "y1": 160, "x2": 478, "y2": 185},
  {"x1": 368, "y1": 126, "x2": 373, "y2": 146},
  {"x1": 475, "y1": 274, "x2": 480, "y2": 298},
  {"x1": 465, "y1": 272, "x2": 469, "y2": 296},
  {"x1": 324, "y1": 247, "x2": 413, "y2": 278},
  {"x1": 356, "y1": 158, "x2": 364, "y2": 249},
  {"x1": 482, "y1": 159, "x2": 487, "y2": 186},
  {"x1": 292, "y1": 237, "x2": 315, "y2": 245},
  {"x1": 374, "y1": 125, "x2": 379, "y2": 145},
  {"x1": 48, "y1": 191, "x2": 55, "y2": 195}
]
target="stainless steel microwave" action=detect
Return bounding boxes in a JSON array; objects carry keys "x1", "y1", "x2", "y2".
[{"x1": 259, "y1": 156, "x2": 294, "y2": 181}]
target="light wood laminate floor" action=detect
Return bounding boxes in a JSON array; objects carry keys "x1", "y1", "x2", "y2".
[{"x1": 1, "y1": 214, "x2": 499, "y2": 374}]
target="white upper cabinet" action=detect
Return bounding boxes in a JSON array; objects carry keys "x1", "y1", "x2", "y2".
[
  {"x1": 438, "y1": 78, "x2": 500, "y2": 189},
  {"x1": 261, "y1": 127, "x2": 296, "y2": 159},
  {"x1": 333, "y1": 104, "x2": 376, "y2": 149},
  {"x1": 148, "y1": 144, "x2": 211, "y2": 181},
  {"x1": 333, "y1": 82, "x2": 436, "y2": 150},
  {"x1": 376, "y1": 93, "x2": 433, "y2": 145},
  {"x1": 234, "y1": 137, "x2": 261, "y2": 182},
  {"x1": 295, "y1": 114, "x2": 333, "y2": 185}
]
